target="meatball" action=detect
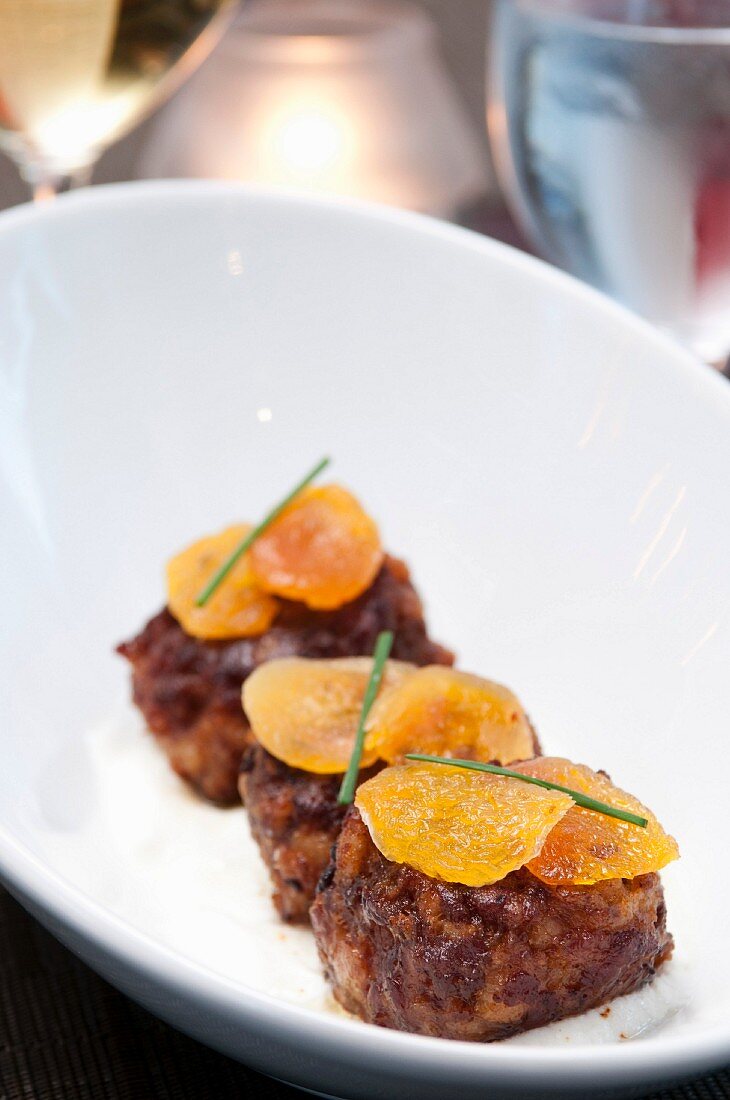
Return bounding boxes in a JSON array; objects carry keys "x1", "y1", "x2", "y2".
[
  {"x1": 239, "y1": 745, "x2": 381, "y2": 922},
  {"x1": 241, "y1": 715, "x2": 538, "y2": 925},
  {"x1": 117, "y1": 556, "x2": 453, "y2": 804},
  {"x1": 311, "y1": 809, "x2": 673, "y2": 1042}
]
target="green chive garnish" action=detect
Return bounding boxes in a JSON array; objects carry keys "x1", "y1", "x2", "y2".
[
  {"x1": 338, "y1": 630, "x2": 394, "y2": 805},
  {"x1": 195, "y1": 456, "x2": 331, "y2": 607},
  {"x1": 404, "y1": 754, "x2": 648, "y2": 828}
]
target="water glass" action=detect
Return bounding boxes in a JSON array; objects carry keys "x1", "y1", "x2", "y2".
[{"x1": 488, "y1": 0, "x2": 730, "y2": 363}]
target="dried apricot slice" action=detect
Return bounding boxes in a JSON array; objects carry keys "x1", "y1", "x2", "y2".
[
  {"x1": 243, "y1": 657, "x2": 416, "y2": 774},
  {"x1": 249, "y1": 484, "x2": 384, "y2": 610},
  {"x1": 515, "y1": 757, "x2": 680, "y2": 885},
  {"x1": 355, "y1": 761, "x2": 573, "y2": 886},
  {"x1": 167, "y1": 524, "x2": 279, "y2": 640},
  {"x1": 364, "y1": 667, "x2": 536, "y2": 766}
]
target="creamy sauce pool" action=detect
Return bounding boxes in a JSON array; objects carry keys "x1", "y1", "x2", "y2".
[{"x1": 37, "y1": 707, "x2": 690, "y2": 1043}]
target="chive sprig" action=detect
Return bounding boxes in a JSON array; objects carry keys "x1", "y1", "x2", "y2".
[
  {"x1": 195, "y1": 455, "x2": 330, "y2": 606},
  {"x1": 404, "y1": 754, "x2": 648, "y2": 828},
  {"x1": 337, "y1": 630, "x2": 394, "y2": 805}
]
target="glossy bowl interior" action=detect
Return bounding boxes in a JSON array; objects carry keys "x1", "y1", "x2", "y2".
[{"x1": 0, "y1": 182, "x2": 729, "y2": 1099}]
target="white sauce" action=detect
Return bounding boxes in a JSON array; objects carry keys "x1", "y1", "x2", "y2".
[{"x1": 36, "y1": 707, "x2": 690, "y2": 1043}]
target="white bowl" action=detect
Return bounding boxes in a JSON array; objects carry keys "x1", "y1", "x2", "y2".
[{"x1": 1, "y1": 181, "x2": 728, "y2": 1099}]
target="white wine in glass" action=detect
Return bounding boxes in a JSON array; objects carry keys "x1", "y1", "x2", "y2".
[{"x1": 0, "y1": 0, "x2": 237, "y2": 200}]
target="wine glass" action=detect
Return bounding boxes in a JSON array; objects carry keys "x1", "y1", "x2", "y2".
[
  {"x1": 488, "y1": 0, "x2": 730, "y2": 366},
  {"x1": 0, "y1": 0, "x2": 238, "y2": 203}
]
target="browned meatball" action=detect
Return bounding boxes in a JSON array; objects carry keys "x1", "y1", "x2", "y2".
[
  {"x1": 241, "y1": 725, "x2": 539, "y2": 924},
  {"x1": 311, "y1": 809, "x2": 673, "y2": 1042},
  {"x1": 239, "y1": 745, "x2": 381, "y2": 922},
  {"x1": 117, "y1": 556, "x2": 453, "y2": 804}
]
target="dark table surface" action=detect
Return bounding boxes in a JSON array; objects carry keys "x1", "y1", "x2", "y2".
[{"x1": 2, "y1": 196, "x2": 728, "y2": 1100}]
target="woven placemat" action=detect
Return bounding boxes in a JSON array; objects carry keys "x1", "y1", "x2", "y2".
[{"x1": 1, "y1": 887, "x2": 727, "y2": 1100}]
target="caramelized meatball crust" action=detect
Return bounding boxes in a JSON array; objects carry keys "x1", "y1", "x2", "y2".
[
  {"x1": 239, "y1": 745, "x2": 381, "y2": 922},
  {"x1": 310, "y1": 810, "x2": 673, "y2": 1042},
  {"x1": 240, "y1": 726, "x2": 539, "y2": 924},
  {"x1": 117, "y1": 556, "x2": 453, "y2": 804}
]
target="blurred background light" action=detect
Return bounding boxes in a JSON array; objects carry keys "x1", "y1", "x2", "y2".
[{"x1": 138, "y1": 0, "x2": 489, "y2": 218}]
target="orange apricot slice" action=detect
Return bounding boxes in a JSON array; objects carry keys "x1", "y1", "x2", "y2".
[
  {"x1": 355, "y1": 761, "x2": 574, "y2": 886},
  {"x1": 515, "y1": 757, "x2": 680, "y2": 885},
  {"x1": 364, "y1": 666, "x2": 536, "y2": 766},
  {"x1": 167, "y1": 524, "x2": 279, "y2": 640},
  {"x1": 249, "y1": 484, "x2": 384, "y2": 610},
  {"x1": 242, "y1": 657, "x2": 417, "y2": 774}
]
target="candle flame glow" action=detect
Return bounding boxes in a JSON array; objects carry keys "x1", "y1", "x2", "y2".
[{"x1": 259, "y1": 95, "x2": 355, "y2": 188}]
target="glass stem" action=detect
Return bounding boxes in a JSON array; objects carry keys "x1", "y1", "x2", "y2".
[{"x1": 21, "y1": 160, "x2": 93, "y2": 204}]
